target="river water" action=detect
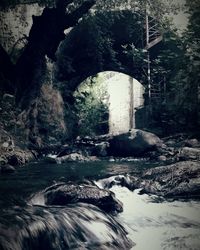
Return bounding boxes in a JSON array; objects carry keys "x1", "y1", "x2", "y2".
[{"x1": 0, "y1": 160, "x2": 200, "y2": 249}]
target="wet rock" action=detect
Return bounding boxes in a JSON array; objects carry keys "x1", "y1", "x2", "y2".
[
  {"x1": 92, "y1": 142, "x2": 109, "y2": 157},
  {"x1": 46, "y1": 153, "x2": 99, "y2": 164},
  {"x1": 54, "y1": 153, "x2": 98, "y2": 164},
  {"x1": 56, "y1": 144, "x2": 73, "y2": 157},
  {"x1": 158, "y1": 155, "x2": 167, "y2": 162},
  {"x1": 184, "y1": 139, "x2": 199, "y2": 148},
  {"x1": 179, "y1": 147, "x2": 200, "y2": 160},
  {"x1": 1, "y1": 136, "x2": 15, "y2": 151},
  {"x1": 7, "y1": 154, "x2": 22, "y2": 166},
  {"x1": 165, "y1": 139, "x2": 177, "y2": 147},
  {"x1": 140, "y1": 161, "x2": 200, "y2": 198},
  {"x1": 1, "y1": 164, "x2": 15, "y2": 174},
  {"x1": 97, "y1": 175, "x2": 140, "y2": 191},
  {"x1": 2, "y1": 93, "x2": 15, "y2": 105},
  {"x1": 44, "y1": 183, "x2": 123, "y2": 213},
  {"x1": 0, "y1": 156, "x2": 7, "y2": 165},
  {"x1": 109, "y1": 129, "x2": 162, "y2": 156},
  {"x1": 44, "y1": 155, "x2": 58, "y2": 163},
  {"x1": 7, "y1": 150, "x2": 35, "y2": 166},
  {"x1": 57, "y1": 152, "x2": 87, "y2": 163}
]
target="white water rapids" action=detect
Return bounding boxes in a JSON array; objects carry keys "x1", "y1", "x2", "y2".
[{"x1": 110, "y1": 186, "x2": 200, "y2": 250}]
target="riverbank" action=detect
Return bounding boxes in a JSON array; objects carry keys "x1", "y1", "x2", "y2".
[
  {"x1": 0, "y1": 127, "x2": 38, "y2": 173},
  {"x1": 1, "y1": 126, "x2": 200, "y2": 199}
]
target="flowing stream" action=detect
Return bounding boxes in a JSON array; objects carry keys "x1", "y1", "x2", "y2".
[{"x1": 0, "y1": 160, "x2": 200, "y2": 249}]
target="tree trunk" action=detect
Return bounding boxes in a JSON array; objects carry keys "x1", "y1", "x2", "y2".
[
  {"x1": 0, "y1": 44, "x2": 15, "y2": 93},
  {"x1": 14, "y1": 0, "x2": 95, "y2": 108}
]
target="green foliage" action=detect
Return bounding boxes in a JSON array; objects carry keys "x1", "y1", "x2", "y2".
[
  {"x1": 94, "y1": 0, "x2": 181, "y2": 28},
  {"x1": 149, "y1": 2, "x2": 200, "y2": 131},
  {"x1": 57, "y1": 10, "x2": 145, "y2": 84},
  {"x1": 74, "y1": 75, "x2": 109, "y2": 137},
  {"x1": 117, "y1": 1, "x2": 199, "y2": 132}
]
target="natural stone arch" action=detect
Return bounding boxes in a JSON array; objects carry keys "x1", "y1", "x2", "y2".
[{"x1": 55, "y1": 9, "x2": 159, "y2": 97}]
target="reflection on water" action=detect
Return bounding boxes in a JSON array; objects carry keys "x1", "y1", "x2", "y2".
[{"x1": 110, "y1": 186, "x2": 200, "y2": 250}]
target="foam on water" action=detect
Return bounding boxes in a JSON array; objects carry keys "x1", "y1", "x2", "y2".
[{"x1": 110, "y1": 186, "x2": 200, "y2": 250}]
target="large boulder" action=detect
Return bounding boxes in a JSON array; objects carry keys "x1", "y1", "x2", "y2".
[
  {"x1": 6, "y1": 150, "x2": 36, "y2": 166},
  {"x1": 92, "y1": 142, "x2": 109, "y2": 157},
  {"x1": 140, "y1": 161, "x2": 200, "y2": 198},
  {"x1": 184, "y1": 139, "x2": 199, "y2": 148},
  {"x1": 44, "y1": 183, "x2": 123, "y2": 213},
  {"x1": 109, "y1": 129, "x2": 162, "y2": 156},
  {"x1": 179, "y1": 147, "x2": 200, "y2": 160}
]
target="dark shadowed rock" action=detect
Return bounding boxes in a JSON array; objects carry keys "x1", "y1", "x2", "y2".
[
  {"x1": 184, "y1": 139, "x2": 199, "y2": 148},
  {"x1": 140, "y1": 161, "x2": 200, "y2": 198},
  {"x1": 0, "y1": 156, "x2": 7, "y2": 165},
  {"x1": 44, "y1": 183, "x2": 123, "y2": 213},
  {"x1": 109, "y1": 129, "x2": 162, "y2": 156},
  {"x1": 4, "y1": 149, "x2": 37, "y2": 166},
  {"x1": 56, "y1": 144, "x2": 73, "y2": 157},
  {"x1": 1, "y1": 164, "x2": 15, "y2": 174},
  {"x1": 92, "y1": 142, "x2": 109, "y2": 157}
]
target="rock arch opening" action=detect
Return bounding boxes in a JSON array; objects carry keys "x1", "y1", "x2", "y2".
[{"x1": 74, "y1": 71, "x2": 146, "y2": 137}]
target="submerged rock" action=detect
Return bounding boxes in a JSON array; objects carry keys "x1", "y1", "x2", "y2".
[
  {"x1": 109, "y1": 129, "x2": 161, "y2": 156},
  {"x1": 44, "y1": 183, "x2": 123, "y2": 213}
]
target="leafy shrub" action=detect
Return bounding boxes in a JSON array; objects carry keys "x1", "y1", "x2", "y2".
[{"x1": 74, "y1": 75, "x2": 109, "y2": 137}]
